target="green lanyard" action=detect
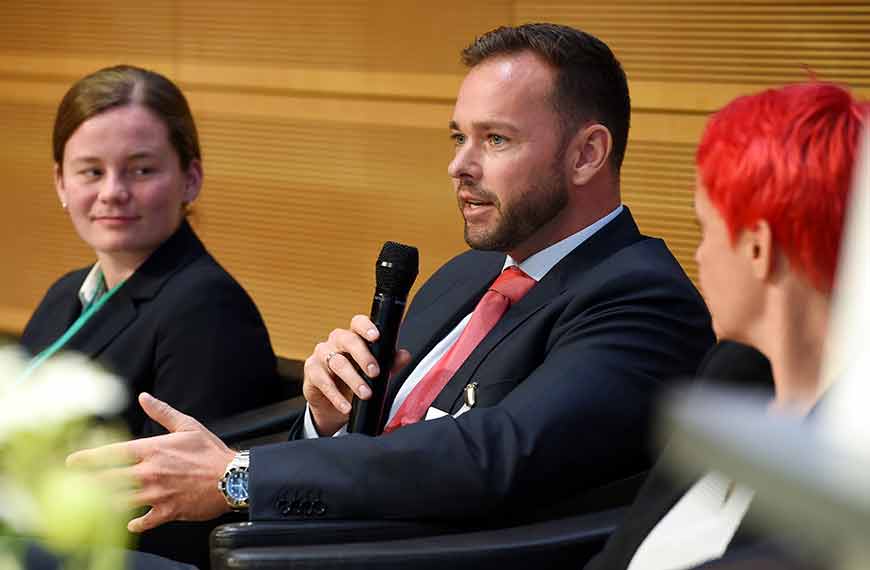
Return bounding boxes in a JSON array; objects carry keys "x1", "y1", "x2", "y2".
[{"x1": 18, "y1": 273, "x2": 126, "y2": 383}]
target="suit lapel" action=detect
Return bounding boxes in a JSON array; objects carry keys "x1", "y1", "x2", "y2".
[
  {"x1": 64, "y1": 292, "x2": 138, "y2": 357},
  {"x1": 429, "y1": 265, "x2": 561, "y2": 413},
  {"x1": 383, "y1": 254, "x2": 503, "y2": 410},
  {"x1": 64, "y1": 221, "x2": 205, "y2": 359},
  {"x1": 431, "y1": 208, "x2": 646, "y2": 413},
  {"x1": 33, "y1": 272, "x2": 90, "y2": 350}
]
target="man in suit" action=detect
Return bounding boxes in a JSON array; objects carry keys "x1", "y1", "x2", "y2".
[{"x1": 69, "y1": 23, "x2": 714, "y2": 534}]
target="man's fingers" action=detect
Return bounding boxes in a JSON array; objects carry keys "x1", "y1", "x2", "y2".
[
  {"x1": 128, "y1": 507, "x2": 168, "y2": 534},
  {"x1": 326, "y1": 327, "x2": 380, "y2": 379},
  {"x1": 139, "y1": 392, "x2": 199, "y2": 433},
  {"x1": 326, "y1": 352, "x2": 373, "y2": 400},
  {"x1": 392, "y1": 349, "x2": 412, "y2": 375},
  {"x1": 350, "y1": 314, "x2": 379, "y2": 341},
  {"x1": 67, "y1": 440, "x2": 140, "y2": 469},
  {"x1": 127, "y1": 486, "x2": 165, "y2": 510},
  {"x1": 92, "y1": 465, "x2": 140, "y2": 491},
  {"x1": 310, "y1": 361, "x2": 354, "y2": 413}
]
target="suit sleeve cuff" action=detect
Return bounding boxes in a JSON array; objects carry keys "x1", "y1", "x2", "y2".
[{"x1": 302, "y1": 403, "x2": 348, "y2": 438}]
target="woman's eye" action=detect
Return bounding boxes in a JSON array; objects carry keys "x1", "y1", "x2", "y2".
[{"x1": 81, "y1": 168, "x2": 102, "y2": 178}]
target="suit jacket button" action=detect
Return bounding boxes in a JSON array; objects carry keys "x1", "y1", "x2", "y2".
[
  {"x1": 312, "y1": 501, "x2": 327, "y2": 516},
  {"x1": 299, "y1": 500, "x2": 311, "y2": 515},
  {"x1": 276, "y1": 496, "x2": 291, "y2": 516},
  {"x1": 290, "y1": 499, "x2": 302, "y2": 515}
]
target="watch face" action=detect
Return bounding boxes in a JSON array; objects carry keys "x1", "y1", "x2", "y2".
[{"x1": 226, "y1": 470, "x2": 249, "y2": 502}]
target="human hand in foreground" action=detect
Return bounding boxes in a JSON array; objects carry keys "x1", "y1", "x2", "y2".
[
  {"x1": 304, "y1": 314, "x2": 411, "y2": 436},
  {"x1": 67, "y1": 392, "x2": 235, "y2": 533}
]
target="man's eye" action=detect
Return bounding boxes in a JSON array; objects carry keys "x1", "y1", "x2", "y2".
[
  {"x1": 488, "y1": 134, "x2": 506, "y2": 146},
  {"x1": 451, "y1": 133, "x2": 466, "y2": 146},
  {"x1": 133, "y1": 167, "x2": 154, "y2": 176}
]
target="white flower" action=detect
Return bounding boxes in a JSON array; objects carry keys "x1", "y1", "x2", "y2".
[
  {"x1": 0, "y1": 347, "x2": 127, "y2": 443},
  {"x1": 0, "y1": 477, "x2": 39, "y2": 533}
]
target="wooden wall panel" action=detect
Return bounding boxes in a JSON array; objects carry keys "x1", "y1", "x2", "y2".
[
  {"x1": 0, "y1": 1, "x2": 175, "y2": 60},
  {"x1": 517, "y1": 1, "x2": 870, "y2": 86},
  {"x1": 192, "y1": 111, "x2": 464, "y2": 355},
  {"x1": 518, "y1": 0, "x2": 870, "y2": 284},
  {"x1": 1, "y1": 0, "x2": 869, "y2": 359},
  {"x1": 176, "y1": 0, "x2": 512, "y2": 75},
  {"x1": 621, "y1": 140, "x2": 700, "y2": 277},
  {"x1": 0, "y1": 99, "x2": 92, "y2": 327}
]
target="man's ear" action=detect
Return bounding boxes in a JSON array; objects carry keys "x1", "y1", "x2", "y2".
[
  {"x1": 54, "y1": 163, "x2": 67, "y2": 209},
  {"x1": 183, "y1": 159, "x2": 203, "y2": 204},
  {"x1": 567, "y1": 123, "x2": 612, "y2": 187},
  {"x1": 742, "y1": 219, "x2": 775, "y2": 281}
]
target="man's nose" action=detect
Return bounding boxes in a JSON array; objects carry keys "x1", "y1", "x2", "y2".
[{"x1": 447, "y1": 142, "x2": 482, "y2": 181}]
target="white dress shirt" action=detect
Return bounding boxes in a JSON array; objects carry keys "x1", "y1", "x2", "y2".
[
  {"x1": 627, "y1": 471, "x2": 755, "y2": 570},
  {"x1": 77, "y1": 263, "x2": 105, "y2": 308},
  {"x1": 304, "y1": 204, "x2": 624, "y2": 438}
]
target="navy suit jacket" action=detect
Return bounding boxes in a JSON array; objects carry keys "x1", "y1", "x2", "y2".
[
  {"x1": 20, "y1": 221, "x2": 283, "y2": 437},
  {"x1": 251, "y1": 208, "x2": 715, "y2": 523},
  {"x1": 20, "y1": 221, "x2": 283, "y2": 568}
]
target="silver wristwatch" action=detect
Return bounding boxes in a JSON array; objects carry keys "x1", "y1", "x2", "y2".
[{"x1": 218, "y1": 450, "x2": 250, "y2": 510}]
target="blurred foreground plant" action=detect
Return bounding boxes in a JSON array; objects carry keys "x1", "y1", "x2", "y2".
[{"x1": 0, "y1": 346, "x2": 132, "y2": 570}]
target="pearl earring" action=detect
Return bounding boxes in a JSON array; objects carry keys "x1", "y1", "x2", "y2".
[{"x1": 61, "y1": 202, "x2": 67, "y2": 209}]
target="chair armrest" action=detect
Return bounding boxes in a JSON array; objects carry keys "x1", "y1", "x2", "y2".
[
  {"x1": 210, "y1": 519, "x2": 456, "y2": 569},
  {"x1": 212, "y1": 507, "x2": 627, "y2": 570},
  {"x1": 207, "y1": 356, "x2": 306, "y2": 446},
  {"x1": 207, "y1": 396, "x2": 306, "y2": 447}
]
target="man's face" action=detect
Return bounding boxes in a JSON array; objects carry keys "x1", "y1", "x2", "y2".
[
  {"x1": 694, "y1": 181, "x2": 762, "y2": 341},
  {"x1": 448, "y1": 52, "x2": 570, "y2": 260}
]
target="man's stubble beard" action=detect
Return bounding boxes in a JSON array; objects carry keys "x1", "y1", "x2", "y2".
[{"x1": 461, "y1": 160, "x2": 569, "y2": 253}]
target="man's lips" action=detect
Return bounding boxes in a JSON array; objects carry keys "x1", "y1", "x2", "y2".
[
  {"x1": 458, "y1": 193, "x2": 496, "y2": 223},
  {"x1": 458, "y1": 191, "x2": 494, "y2": 208}
]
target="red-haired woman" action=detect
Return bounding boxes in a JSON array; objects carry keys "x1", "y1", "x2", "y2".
[{"x1": 588, "y1": 82, "x2": 867, "y2": 570}]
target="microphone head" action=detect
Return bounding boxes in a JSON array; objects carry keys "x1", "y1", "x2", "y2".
[{"x1": 375, "y1": 241, "x2": 419, "y2": 298}]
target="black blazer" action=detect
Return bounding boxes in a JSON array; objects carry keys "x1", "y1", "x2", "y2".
[
  {"x1": 20, "y1": 221, "x2": 284, "y2": 568},
  {"x1": 253, "y1": 208, "x2": 715, "y2": 524},
  {"x1": 585, "y1": 341, "x2": 775, "y2": 570},
  {"x1": 21, "y1": 221, "x2": 283, "y2": 436}
]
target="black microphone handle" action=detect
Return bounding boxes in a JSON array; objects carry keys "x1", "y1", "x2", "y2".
[{"x1": 347, "y1": 292, "x2": 406, "y2": 435}]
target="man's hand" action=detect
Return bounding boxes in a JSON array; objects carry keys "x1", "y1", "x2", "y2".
[
  {"x1": 303, "y1": 315, "x2": 411, "y2": 436},
  {"x1": 67, "y1": 392, "x2": 236, "y2": 533}
]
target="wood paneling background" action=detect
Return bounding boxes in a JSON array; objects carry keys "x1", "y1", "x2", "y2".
[{"x1": 1, "y1": 1, "x2": 868, "y2": 359}]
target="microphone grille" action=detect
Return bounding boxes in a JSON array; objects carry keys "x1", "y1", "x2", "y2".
[{"x1": 375, "y1": 241, "x2": 419, "y2": 298}]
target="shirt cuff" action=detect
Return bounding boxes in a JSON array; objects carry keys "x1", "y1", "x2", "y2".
[{"x1": 302, "y1": 403, "x2": 348, "y2": 438}]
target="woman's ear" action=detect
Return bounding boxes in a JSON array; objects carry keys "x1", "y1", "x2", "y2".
[
  {"x1": 568, "y1": 123, "x2": 612, "y2": 187},
  {"x1": 54, "y1": 163, "x2": 67, "y2": 210},
  {"x1": 743, "y1": 219, "x2": 775, "y2": 282},
  {"x1": 183, "y1": 159, "x2": 203, "y2": 204}
]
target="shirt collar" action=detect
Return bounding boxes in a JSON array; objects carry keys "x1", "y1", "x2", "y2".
[
  {"x1": 503, "y1": 204, "x2": 624, "y2": 281},
  {"x1": 78, "y1": 262, "x2": 104, "y2": 307}
]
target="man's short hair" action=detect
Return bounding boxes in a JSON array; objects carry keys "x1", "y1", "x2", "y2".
[
  {"x1": 461, "y1": 23, "x2": 631, "y2": 173},
  {"x1": 697, "y1": 82, "x2": 867, "y2": 292}
]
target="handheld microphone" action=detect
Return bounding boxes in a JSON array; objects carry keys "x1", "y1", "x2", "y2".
[{"x1": 347, "y1": 241, "x2": 419, "y2": 435}]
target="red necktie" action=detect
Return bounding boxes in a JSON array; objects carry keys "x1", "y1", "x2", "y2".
[{"x1": 383, "y1": 266, "x2": 536, "y2": 433}]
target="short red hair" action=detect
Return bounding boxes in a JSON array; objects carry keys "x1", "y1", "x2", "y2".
[{"x1": 696, "y1": 82, "x2": 867, "y2": 292}]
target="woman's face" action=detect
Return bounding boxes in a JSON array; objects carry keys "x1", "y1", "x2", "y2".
[
  {"x1": 55, "y1": 104, "x2": 201, "y2": 261},
  {"x1": 694, "y1": 181, "x2": 763, "y2": 342}
]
